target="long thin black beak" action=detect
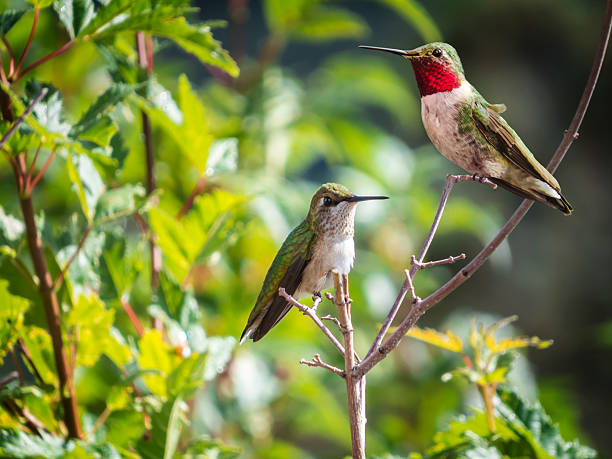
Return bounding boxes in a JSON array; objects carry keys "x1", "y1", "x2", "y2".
[
  {"x1": 358, "y1": 45, "x2": 416, "y2": 57},
  {"x1": 346, "y1": 195, "x2": 389, "y2": 203}
]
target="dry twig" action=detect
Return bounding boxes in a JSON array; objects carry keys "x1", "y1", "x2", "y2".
[
  {"x1": 299, "y1": 353, "x2": 345, "y2": 377},
  {"x1": 279, "y1": 288, "x2": 345, "y2": 356}
]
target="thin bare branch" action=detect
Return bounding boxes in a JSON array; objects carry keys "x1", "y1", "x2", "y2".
[
  {"x1": 321, "y1": 314, "x2": 342, "y2": 329},
  {"x1": 279, "y1": 288, "x2": 345, "y2": 356},
  {"x1": 411, "y1": 253, "x2": 466, "y2": 270},
  {"x1": 366, "y1": 175, "x2": 492, "y2": 360},
  {"x1": 403, "y1": 269, "x2": 417, "y2": 301},
  {"x1": 300, "y1": 353, "x2": 345, "y2": 377}
]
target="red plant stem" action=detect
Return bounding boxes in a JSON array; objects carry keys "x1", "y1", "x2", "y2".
[
  {"x1": 1, "y1": 89, "x2": 82, "y2": 438},
  {"x1": 0, "y1": 54, "x2": 9, "y2": 89},
  {"x1": 17, "y1": 338, "x2": 45, "y2": 386},
  {"x1": 2, "y1": 37, "x2": 14, "y2": 76},
  {"x1": 26, "y1": 149, "x2": 55, "y2": 195},
  {"x1": 17, "y1": 173, "x2": 82, "y2": 439},
  {"x1": 53, "y1": 225, "x2": 92, "y2": 291},
  {"x1": 120, "y1": 296, "x2": 145, "y2": 338},
  {"x1": 177, "y1": 176, "x2": 207, "y2": 219},
  {"x1": 16, "y1": 39, "x2": 77, "y2": 81},
  {"x1": 355, "y1": 0, "x2": 612, "y2": 378},
  {"x1": 25, "y1": 141, "x2": 42, "y2": 188},
  {"x1": 136, "y1": 32, "x2": 161, "y2": 293},
  {"x1": 10, "y1": 349, "x2": 23, "y2": 385},
  {"x1": 14, "y1": 8, "x2": 39, "y2": 77}
]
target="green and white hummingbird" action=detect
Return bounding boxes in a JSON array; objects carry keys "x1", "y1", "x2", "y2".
[
  {"x1": 359, "y1": 42, "x2": 572, "y2": 214},
  {"x1": 240, "y1": 183, "x2": 388, "y2": 343}
]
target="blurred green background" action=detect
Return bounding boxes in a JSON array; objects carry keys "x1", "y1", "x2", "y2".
[{"x1": 0, "y1": 0, "x2": 610, "y2": 457}]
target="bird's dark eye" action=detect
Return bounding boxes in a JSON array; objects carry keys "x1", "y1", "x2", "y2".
[
  {"x1": 323, "y1": 196, "x2": 333, "y2": 207},
  {"x1": 432, "y1": 48, "x2": 443, "y2": 58}
]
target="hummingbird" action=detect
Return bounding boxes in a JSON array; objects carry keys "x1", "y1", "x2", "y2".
[
  {"x1": 359, "y1": 42, "x2": 572, "y2": 214},
  {"x1": 240, "y1": 183, "x2": 388, "y2": 343}
]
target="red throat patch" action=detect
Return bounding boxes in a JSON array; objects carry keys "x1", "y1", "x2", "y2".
[{"x1": 409, "y1": 58, "x2": 461, "y2": 97}]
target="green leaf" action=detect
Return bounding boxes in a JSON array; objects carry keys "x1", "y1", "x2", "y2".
[
  {"x1": 153, "y1": 18, "x2": 239, "y2": 76},
  {"x1": 88, "y1": 7, "x2": 238, "y2": 76},
  {"x1": 203, "y1": 336, "x2": 235, "y2": 381},
  {"x1": 137, "y1": 330, "x2": 177, "y2": 396},
  {"x1": 293, "y1": 6, "x2": 368, "y2": 41},
  {"x1": 264, "y1": 0, "x2": 368, "y2": 41},
  {"x1": 184, "y1": 436, "x2": 241, "y2": 458},
  {"x1": 375, "y1": 0, "x2": 442, "y2": 42},
  {"x1": 496, "y1": 388, "x2": 597, "y2": 459},
  {"x1": 0, "y1": 430, "x2": 66, "y2": 457},
  {"x1": 70, "y1": 83, "x2": 135, "y2": 145},
  {"x1": 133, "y1": 74, "x2": 212, "y2": 172},
  {"x1": 93, "y1": 184, "x2": 146, "y2": 223},
  {"x1": 25, "y1": 82, "x2": 71, "y2": 136},
  {"x1": 66, "y1": 292, "x2": 130, "y2": 366},
  {"x1": 0, "y1": 429, "x2": 121, "y2": 458},
  {"x1": 82, "y1": 1, "x2": 195, "y2": 38},
  {"x1": 0, "y1": 9, "x2": 27, "y2": 36},
  {"x1": 0, "y1": 207, "x2": 25, "y2": 244},
  {"x1": 404, "y1": 326, "x2": 464, "y2": 353},
  {"x1": 20, "y1": 327, "x2": 56, "y2": 387},
  {"x1": 137, "y1": 395, "x2": 187, "y2": 459},
  {"x1": 25, "y1": 0, "x2": 54, "y2": 8},
  {"x1": 109, "y1": 132, "x2": 129, "y2": 175},
  {"x1": 310, "y1": 55, "x2": 419, "y2": 125},
  {"x1": 149, "y1": 190, "x2": 244, "y2": 281},
  {"x1": 0, "y1": 280, "x2": 29, "y2": 364},
  {"x1": 66, "y1": 151, "x2": 105, "y2": 221},
  {"x1": 166, "y1": 352, "x2": 206, "y2": 398},
  {"x1": 206, "y1": 138, "x2": 238, "y2": 176},
  {"x1": 79, "y1": 0, "x2": 134, "y2": 37},
  {"x1": 105, "y1": 409, "x2": 145, "y2": 450},
  {"x1": 53, "y1": 0, "x2": 94, "y2": 39}
]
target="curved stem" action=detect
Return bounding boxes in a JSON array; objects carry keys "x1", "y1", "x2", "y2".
[
  {"x1": 14, "y1": 8, "x2": 40, "y2": 77},
  {"x1": 16, "y1": 39, "x2": 77, "y2": 82},
  {"x1": 2, "y1": 37, "x2": 15, "y2": 76}
]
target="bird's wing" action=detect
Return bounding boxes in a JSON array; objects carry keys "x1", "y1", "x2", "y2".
[
  {"x1": 470, "y1": 97, "x2": 560, "y2": 191},
  {"x1": 241, "y1": 220, "x2": 314, "y2": 342}
]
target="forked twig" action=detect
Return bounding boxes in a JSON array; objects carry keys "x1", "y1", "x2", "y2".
[
  {"x1": 279, "y1": 288, "x2": 345, "y2": 356},
  {"x1": 300, "y1": 353, "x2": 345, "y2": 377},
  {"x1": 366, "y1": 175, "x2": 491, "y2": 358}
]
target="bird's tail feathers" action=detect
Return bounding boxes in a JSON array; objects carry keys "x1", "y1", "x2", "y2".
[{"x1": 489, "y1": 178, "x2": 573, "y2": 215}]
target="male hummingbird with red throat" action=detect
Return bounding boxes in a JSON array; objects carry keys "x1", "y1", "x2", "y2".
[{"x1": 359, "y1": 42, "x2": 572, "y2": 214}]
